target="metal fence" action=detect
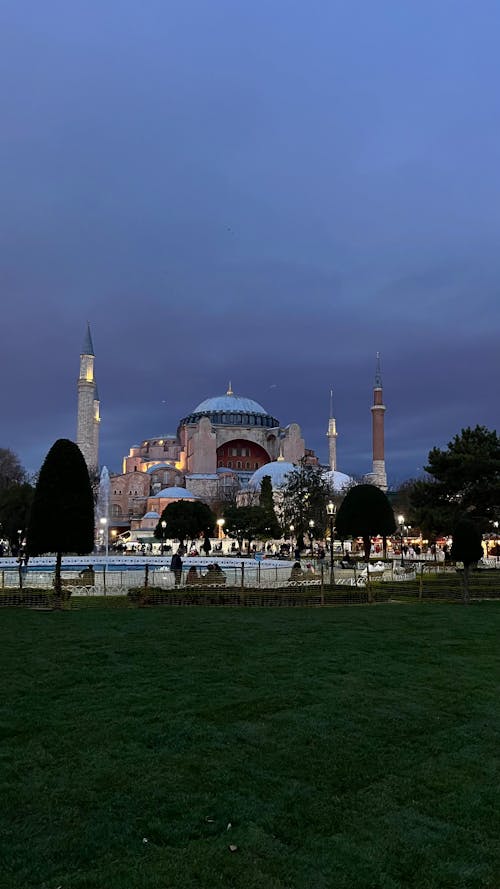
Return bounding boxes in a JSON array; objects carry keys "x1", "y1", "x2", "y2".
[{"x1": 1, "y1": 557, "x2": 499, "y2": 600}]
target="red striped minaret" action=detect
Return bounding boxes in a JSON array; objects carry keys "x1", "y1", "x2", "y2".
[{"x1": 370, "y1": 353, "x2": 387, "y2": 490}]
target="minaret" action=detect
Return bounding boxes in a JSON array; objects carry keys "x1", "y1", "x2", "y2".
[
  {"x1": 77, "y1": 323, "x2": 99, "y2": 476},
  {"x1": 93, "y1": 384, "x2": 101, "y2": 471},
  {"x1": 326, "y1": 389, "x2": 338, "y2": 472},
  {"x1": 370, "y1": 353, "x2": 387, "y2": 490}
]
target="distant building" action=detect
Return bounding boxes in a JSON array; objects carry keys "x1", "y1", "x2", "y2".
[{"x1": 76, "y1": 329, "x2": 387, "y2": 537}]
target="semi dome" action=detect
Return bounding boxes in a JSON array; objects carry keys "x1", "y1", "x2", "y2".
[
  {"x1": 323, "y1": 469, "x2": 353, "y2": 491},
  {"x1": 152, "y1": 486, "x2": 198, "y2": 499},
  {"x1": 248, "y1": 460, "x2": 296, "y2": 491},
  {"x1": 143, "y1": 511, "x2": 160, "y2": 519}
]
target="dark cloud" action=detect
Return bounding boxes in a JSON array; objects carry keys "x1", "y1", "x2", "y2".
[{"x1": 1, "y1": 0, "x2": 499, "y2": 486}]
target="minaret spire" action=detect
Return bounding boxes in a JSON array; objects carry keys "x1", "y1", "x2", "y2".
[
  {"x1": 326, "y1": 387, "x2": 338, "y2": 472},
  {"x1": 77, "y1": 323, "x2": 99, "y2": 476},
  {"x1": 370, "y1": 353, "x2": 387, "y2": 490},
  {"x1": 226, "y1": 381, "x2": 234, "y2": 396}
]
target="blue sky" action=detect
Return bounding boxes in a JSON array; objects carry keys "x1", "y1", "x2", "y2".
[{"x1": 1, "y1": 0, "x2": 499, "y2": 484}]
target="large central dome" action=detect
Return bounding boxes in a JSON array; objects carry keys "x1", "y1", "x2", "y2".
[
  {"x1": 179, "y1": 385, "x2": 280, "y2": 428},
  {"x1": 194, "y1": 393, "x2": 267, "y2": 415}
]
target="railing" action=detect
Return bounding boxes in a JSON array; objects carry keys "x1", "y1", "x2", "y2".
[{"x1": 1, "y1": 556, "x2": 498, "y2": 602}]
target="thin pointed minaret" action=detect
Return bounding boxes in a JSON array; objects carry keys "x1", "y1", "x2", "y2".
[
  {"x1": 326, "y1": 388, "x2": 338, "y2": 472},
  {"x1": 77, "y1": 323, "x2": 99, "y2": 476},
  {"x1": 370, "y1": 353, "x2": 387, "y2": 490}
]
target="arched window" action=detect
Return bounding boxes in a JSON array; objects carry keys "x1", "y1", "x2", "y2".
[
  {"x1": 246, "y1": 462, "x2": 250, "y2": 469},
  {"x1": 111, "y1": 504, "x2": 122, "y2": 518},
  {"x1": 237, "y1": 461, "x2": 242, "y2": 469}
]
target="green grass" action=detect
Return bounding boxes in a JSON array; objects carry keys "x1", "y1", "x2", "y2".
[{"x1": 1, "y1": 606, "x2": 500, "y2": 889}]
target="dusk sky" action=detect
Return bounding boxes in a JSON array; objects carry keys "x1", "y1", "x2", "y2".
[{"x1": 1, "y1": 0, "x2": 499, "y2": 485}]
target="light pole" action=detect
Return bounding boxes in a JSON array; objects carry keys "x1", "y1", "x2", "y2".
[
  {"x1": 398, "y1": 514, "x2": 405, "y2": 566},
  {"x1": 217, "y1": 517, "x2": 225, "y2": 540},
  {"x1": 327, "y1": 501, "x2": 336, "y2": 585},
  {"x1": 289, "y1": 524, "x2": 295, "y2": 559},
  {"x1": 160, "y1": 519, "x2": 167, "y2": 556}
]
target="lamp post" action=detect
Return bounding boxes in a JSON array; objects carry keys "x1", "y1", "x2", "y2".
[
  {"x1": 398, "y1": 514, "x2": 405, "y2": 566},
  {"x1": 160, "y1": 519, "x2": 167, "y2": 556},
  {"x1": 216, "y1": 517, "x2": 225, "y2": 539},
  {"x1": 289, "y1": 524, "x2": 295, "y2": 559},
  {"x1": 326, "y1": 501, "x2": 336, "y2": 585}
]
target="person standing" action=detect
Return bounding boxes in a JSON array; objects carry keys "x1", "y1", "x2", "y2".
[{"x1": 170, "y1": 551, "x2": 183, "y2": 585}]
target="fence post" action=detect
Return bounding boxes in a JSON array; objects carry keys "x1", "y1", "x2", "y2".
[
  {"x1": 103, "y1": 564, "x2": 107, "y2": 595},
  {"x1": 144, "y1": 563, "x2": 149, "y2": 589},
  {"x1": 419, "y1": 564, "x2": 423, "y2": 601},
  {"x1": 241, "y1": 561, "x2": 245, "y2": 589},
  {"x1": 258, "y1": 561, "x2": 261, "y2": 588},
  {"x1": 1, "y1": 570, "x2": 3, "y2": 589},
  {"x1": 320, "y1": 564, "x2": 324, "y2": 605}
]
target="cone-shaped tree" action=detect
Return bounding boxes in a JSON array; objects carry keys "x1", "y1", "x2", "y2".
[
  {"x1": 336, "y1": 484, "x2": 396, "y2": 560},
  {"x1": 27, "y1": 439, "x2": 94, "y2": 598},
  {"x1": 450, "y1": 518, "x2": 483, "y2": 604}
]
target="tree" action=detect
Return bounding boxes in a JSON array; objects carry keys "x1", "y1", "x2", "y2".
[
  {"x1": 0, "y1": 448, "x2": 27, "y2": 491},
  {"x1": 27, "y1": 440, "x2": 94, "y2": 598},
  {"x1": 450, "y1": 518, "x2": 483, "y2": 604},
  {"x1": 259, "y1": 476, "x2": 282, "y2": 540},
  {"x1": 280, "y1": 465, "x2": 334, "y2": 547},
  {"x1": 154, "y1": 500, "x2": 215, "y2": 549},
  {"x1": 410, "y1": 426, "x2": 500, "y2": 538},
  {"x1": 336, "y1": 484, "x2": 396, "y2": 560},
  {"x1": 0, "y1": 482, "x2": 34, "y2": 549},
  {"x1": 223, "y1": 505, "x2": 271, "y2": 554}
]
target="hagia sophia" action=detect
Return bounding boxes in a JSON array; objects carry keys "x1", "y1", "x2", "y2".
[{"x1": 77, "y1": 324, "x2": 388, "y2": 539}]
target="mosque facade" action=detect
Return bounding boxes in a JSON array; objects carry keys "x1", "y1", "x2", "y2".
[{"x1": 77, "y1": 325, "x2": 387, "y2": 537}]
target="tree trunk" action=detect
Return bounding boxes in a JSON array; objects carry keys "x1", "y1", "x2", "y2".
[
  {"x1": 382, "y1": 535, "x2": 387, "y2": 558},
  {"x1": 54, "y1": 550, "x2": 62, "y2": 606},
  {"x1": 363, "y1": 536, "x2": 371, "y2": 561},
  {"x1": 462, "y1": 565, "x2": 470, "y2": 605}
]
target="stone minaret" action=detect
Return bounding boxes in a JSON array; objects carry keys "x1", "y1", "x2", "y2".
[
  {"x1": 77, "y1": 323, "x2": 99, "y2": 476},
  {"x1": 370, "y1": 353, "x2": 387, "y2": 491},
  {"x1": 326, "y1": 389, "x2": 338, "y2": 472}
]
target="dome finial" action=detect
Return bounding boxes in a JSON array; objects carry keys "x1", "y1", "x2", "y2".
[
  {"x1": 226, "y1": 381, "x2": 234, "y2": 396},
  {"x1": 277, "y1": 441, "x2": 285, "y2": 462}
]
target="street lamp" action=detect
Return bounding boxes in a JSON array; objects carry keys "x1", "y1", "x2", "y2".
[
  {"x1": 99, "y1": 517, "x2": 108, "y2": 560},
  {"x1": 326, "y1": 501, "x2": 336, "y2": 584},
  {"x1": 216, "y1": 517, "x2": 225, "y2": 539},
  {"x1": 160, "y1": 519, "x2": 167, "y2": 556},
  {"x1": 289, "y1": 524, "x2": 295, "y2": 559},
  {"x1": 397, "y1": 514, "x2": 405, "y2": 566}
]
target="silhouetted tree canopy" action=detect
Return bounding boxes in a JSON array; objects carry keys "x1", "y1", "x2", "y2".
[
  {"x1": 154, "y1": 500, "x2": 215, "y2": 546},
  {"x1": 27, "y1": 439, "x2": 94, "y2": 597},
  {"x1": 410, "y1": 426, "x2": 500, "y2": 538},
  {"x1": 0, "y1": 448, "x2": 27, "y2": 491},
  {"x1": 336, "y1": 484, "x2": 396, "y2": 560}
]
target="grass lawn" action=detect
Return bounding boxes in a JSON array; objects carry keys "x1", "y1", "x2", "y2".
[{"x1": 1, "y1": 605, "x2": 500, "y2": 889}]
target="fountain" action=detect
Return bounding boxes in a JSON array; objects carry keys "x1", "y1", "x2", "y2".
[{"x1": 96, "y1": 466, "x2": 110, "y2": 557}]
